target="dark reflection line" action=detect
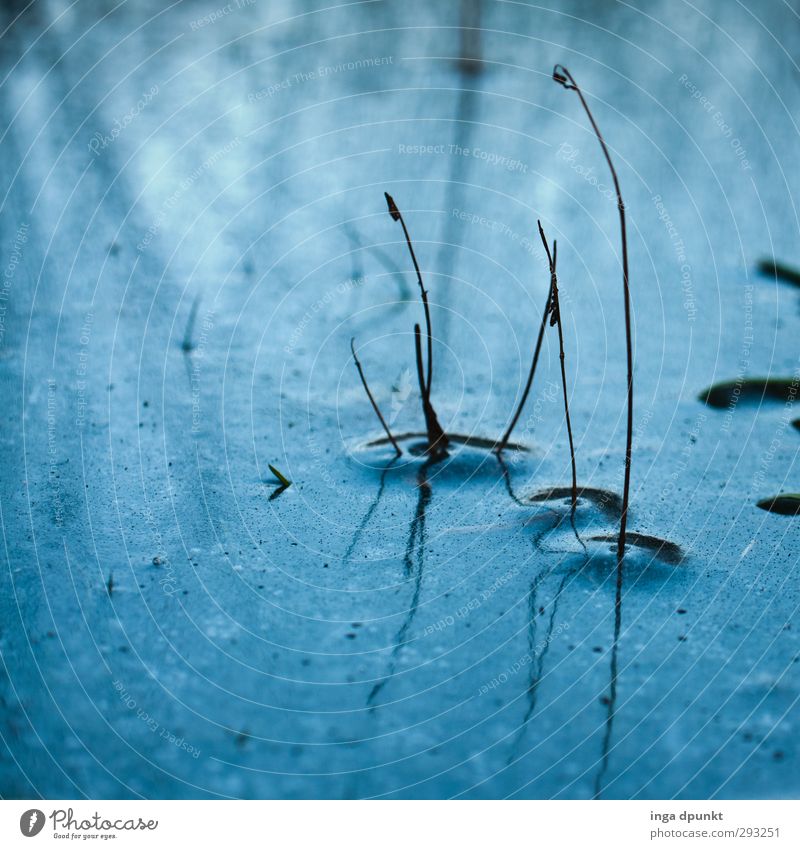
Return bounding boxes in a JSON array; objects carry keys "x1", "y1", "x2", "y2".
[
  {"x1": 497, "y1": 457, "x2": 586, "y2": 557},
  {"x1": 507, "y1": 567, "x2": 570, "y2": 765},
  {"x1": 505, "y1": 566, "x2": 543, "y2": 762},
  {"x1": 495, "y1": 453, "x2": 527, "y2": 507},
  {"x1": 343, "y1": 460, "x2": 398, "y2": 561},
  {"x1": 594, "y1": 557, "x2": 624, "y2": 799},
  {"x1": 496, "y1": 453, "x2": 563, "y2": 554},
  {"x1": 529, "y1": 510, "x2": 586, "y2": 560},
  {"x1": 525, "y1": 569, "x2": 570, "y2": 723},
  {"x1": 568, "y1": 511, "x2": 588, "y2": 555},
  {"x1": 368, "y1": 431, "x2": 527, "y2": 452},
  {"x1": 367, "y1": 462, "x2": 432, "y2": 708},
  {"x1": 268, "y1": 483, "x2": 290, "y2": 501}
]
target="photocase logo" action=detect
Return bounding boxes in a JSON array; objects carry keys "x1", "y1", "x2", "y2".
[{"x1": 19, "y1": 809, "x2": 45, "y2": 837}]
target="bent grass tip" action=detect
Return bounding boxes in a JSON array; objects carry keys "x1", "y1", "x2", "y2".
[
  {"x1": 384, "y1": 192, "x2": 401, "y2": 221},
  {"x1": 757, "y1": 259, "x2": 800, "y2": 288},
  {"x1": 552, "y1": 64, "x2": 576, "y2": 90}
]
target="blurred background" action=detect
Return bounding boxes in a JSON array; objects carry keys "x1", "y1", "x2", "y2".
[{"x1": 0, "y1": 0, "x2": 798, "y2": 799}]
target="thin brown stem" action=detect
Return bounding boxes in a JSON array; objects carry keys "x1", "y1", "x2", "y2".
[
  {"x1": 414, "y1": 324, "x2": 448, "y2": 455},
  {"x1": 538, "y1": 222, "x2": 577, "y2": 509},
  {"x1": 413, "y1": 323, "x2": 427, "y2": 418},
  {"x1": 553, "y1": 65, "x2": 632, "y2": 556},
  {"x1": 351, "y1": 338, "x2": 402, "y2": 456},
  {"x1": 496, "y1": 270, "x2": 551, "y2": 453},
  {"x1": 385, "y1": 192, "x2": 434, "y2": 395}
]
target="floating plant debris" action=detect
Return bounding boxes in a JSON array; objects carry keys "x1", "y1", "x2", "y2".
[
  {"x1": 529, "y1": 486, "x2": 623, "y2": 518},
  {"x1": 699, "y1": 378, "x2": 798, "y2": 408},
  {"x1": 365, "y1": 431, "x2": 528, "y2": 453},
  {"x1": 700, "y1": 379, "x2": 799, "y2": 516},
  {"x1": 756, "y1": 494, "x2": 800, "y2": 516},
  {"x1": 757, "y1": 259, "x2": 800, "y2": 287},
  {"x1": 589, "y1": 532, "x2": 683, "y2": 565},
  {"x1": 268, "y1": 464, "x2": 292, "y2": 487}
]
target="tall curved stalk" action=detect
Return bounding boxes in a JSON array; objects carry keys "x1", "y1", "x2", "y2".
[
  {"x1": 385, "y1": 192, "x2": 449, "y2": 453},
  {"x1": 385, "y1": 193, "x2": 434, "y2": 394},
  {"x1": 553, "y1": 65, "x2": 633, "y2": 557}
]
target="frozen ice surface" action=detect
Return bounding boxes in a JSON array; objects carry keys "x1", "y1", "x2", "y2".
[{"x1": 0, "y1": 0, "x2": 798, "y2": 798}]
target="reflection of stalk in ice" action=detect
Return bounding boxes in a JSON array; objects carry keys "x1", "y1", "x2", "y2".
[
  {"x1": 367, "y1": 462, "x2": 432, "y2": 708},
  {"x1": 507, "y1": 566, "x2": 571, "y2": 765},
  {"x1": 495, "y1": 453, "x2": 527, "y2": 507},
  {"x1": 344, "y1": 459, "x2": 399, "y2": 561},
  {"x1": 594, "y1": 557, "x2": 623, "y2": 799}
]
